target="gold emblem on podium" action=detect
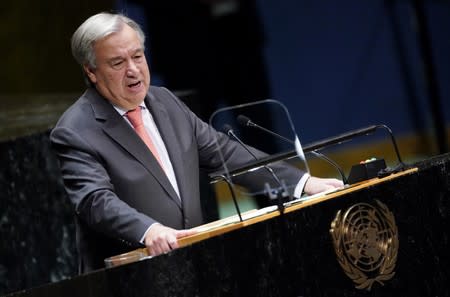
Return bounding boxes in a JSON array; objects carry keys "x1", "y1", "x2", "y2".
[{"x1": 330, "y1": 200, "x2": 398, "y2": 291}]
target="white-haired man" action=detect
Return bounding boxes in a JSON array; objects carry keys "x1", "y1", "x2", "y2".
[{"x1": 51, "y1": 12, "x2": 343, "y2": 273}]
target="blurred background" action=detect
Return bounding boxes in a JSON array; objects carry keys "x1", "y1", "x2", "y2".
[{"x1": 0, "y1": 0, "x2": 449, "y2": 295}]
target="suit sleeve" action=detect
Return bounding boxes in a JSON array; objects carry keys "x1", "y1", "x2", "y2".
[{"x1": 50, "y1": 126, "x2": 154, "y2": 246}]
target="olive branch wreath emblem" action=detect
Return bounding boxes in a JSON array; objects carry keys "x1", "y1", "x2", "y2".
[{"x1": 330, "y1": 200, "x2": 398, "y2": 291}]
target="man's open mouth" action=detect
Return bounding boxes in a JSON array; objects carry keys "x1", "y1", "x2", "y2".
[{"x1": 128, "y1": 81, "x2": 141, "y2": 88}]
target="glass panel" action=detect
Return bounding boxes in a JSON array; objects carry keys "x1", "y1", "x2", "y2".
[{"x1": 208, "y1": 99, "x2": 310, "y2": 220}]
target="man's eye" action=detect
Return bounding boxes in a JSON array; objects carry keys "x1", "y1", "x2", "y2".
[{"x1": 110, "y1": 61, "x2": 125, "y2": 69}]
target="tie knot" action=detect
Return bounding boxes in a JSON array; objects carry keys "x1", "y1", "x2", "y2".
[{"x1": 126, "y1": 108, "x2": 143, "y2": 128}]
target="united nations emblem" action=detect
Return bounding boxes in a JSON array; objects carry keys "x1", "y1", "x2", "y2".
[{"x1": 330, "y1": 200, "x2": 398, "y2": 291}]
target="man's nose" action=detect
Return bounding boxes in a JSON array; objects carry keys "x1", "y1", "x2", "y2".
[{"x1": 126, "y1": 60, "x2": 139, "y2": 76}]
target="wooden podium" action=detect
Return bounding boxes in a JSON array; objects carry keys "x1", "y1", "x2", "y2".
[{"x1": 4, "y1": 154, "x2": 450, "y2": 297}]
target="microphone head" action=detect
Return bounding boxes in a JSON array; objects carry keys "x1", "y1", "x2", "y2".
[
  {"x1": 237, "y1": 115, "x2": 252, "y2": 127},
  {"x1": 222, "y1": 124, "x2": 234, "y2": 135}
]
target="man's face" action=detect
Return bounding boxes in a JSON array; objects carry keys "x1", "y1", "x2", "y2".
[{"x1": 84, "y1": 24, "x2": 150, "y2": 110}]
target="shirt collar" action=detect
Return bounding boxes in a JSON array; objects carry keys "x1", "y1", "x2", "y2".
[{"x1": 113, "y1": 102, "x2": 147, "y2": 117}]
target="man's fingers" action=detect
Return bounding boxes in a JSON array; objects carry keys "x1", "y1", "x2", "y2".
[
  {"x1": 147, "y1": 241, "x2": 165, "y2": 256},
  {"x1": 305, "y1": 176, "x2": 345, "y2": 195},
  {"x1": 148, "y1": 239, "x2": 173, "y2": 256},
  {"x1": 145, "y1": 227, "x2": 178, "y2": 255},
  {"x1": 327, "y1": 178, "x2": 344, "y2": 188},
  {"x1": 166, "y1": 233, "x2": 178, "y2": 250},
  {"x1": 170, "y1": 229, "x2": 198, "y2": 249},
  {"x1": 145, "y1": 226, "x2": 198, "y2": 256},
  {"x1": 176, "y1": 228, "x2": 198, "y2": 239}
]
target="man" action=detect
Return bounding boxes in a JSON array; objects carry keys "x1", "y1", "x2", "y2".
[{"x1": 50, "y1": 12, "x2": 343, "y2": 273}]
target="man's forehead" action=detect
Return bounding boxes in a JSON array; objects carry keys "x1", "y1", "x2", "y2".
[{"x1": 94, "y1": 34, "x2": 143, "y2": 57}]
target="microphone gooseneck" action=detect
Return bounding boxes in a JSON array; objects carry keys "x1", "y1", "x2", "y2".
[
  {"x1": 216, "y1": 124, "x2": 244, "y2": 221},
  {"x1": 237, "y1": 115, "x2": 348, "y2": 184},
  {"x1": 237, "y1": 115, "x2": 293, "y2": 144},
  {"x1": 222, "y1": 124, "x2": 290, "y2": 210}
]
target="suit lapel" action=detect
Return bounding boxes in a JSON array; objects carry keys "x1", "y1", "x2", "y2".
[
  {"x1": 146, "y1": 94, "x2": 188, "y2": 205},
  {"x1": 86, "y1": 89, "x2": 181, "y2": 206}
]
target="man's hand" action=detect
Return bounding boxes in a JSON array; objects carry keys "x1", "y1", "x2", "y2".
[
  {"x1": 144, "y1": 224, "x2": 197, "y2": 256},
  {"x1": 304, "y1": 176, "x2": 344, "y2": 196}
]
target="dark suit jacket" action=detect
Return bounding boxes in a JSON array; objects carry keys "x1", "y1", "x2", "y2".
[{"x1": 50, "y1": 86, "x2": 304, "y2": 273}]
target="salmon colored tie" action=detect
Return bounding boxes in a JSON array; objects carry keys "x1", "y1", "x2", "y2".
[{"x1": 126, "y1": 108, "x2": 166, "y2": 172}]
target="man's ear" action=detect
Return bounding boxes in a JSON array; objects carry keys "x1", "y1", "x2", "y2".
[{"x1": 83, "y1": 64, "x2": 97, "y2": 84}]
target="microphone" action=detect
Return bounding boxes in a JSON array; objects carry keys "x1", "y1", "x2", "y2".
[
  {"x1": 222, "y1": 124, "x2": 291, "y2": 210},
  {"x1": 237, "y1": 115, "x2": 293, "y2": 144},
  {"x1": 237, "y1": 115, "x2": 348, "y2": 184}
]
